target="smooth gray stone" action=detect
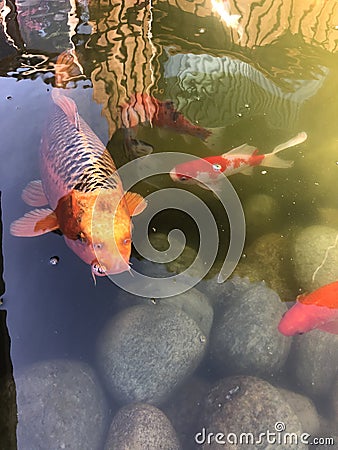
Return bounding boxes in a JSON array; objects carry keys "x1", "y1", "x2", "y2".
[
  {"x1": 97, "y1": 303, "x2": 207, "y2": 405},
  {"x1": 16, "y1": 359, "x2": 108, "y2": 450},
  {"x1": 197, "y1": 375, "x2": 306, "y2": 450},
  {"x1": 292, "y1": 330, "x2": 338, "y2": 398},
  {"x1": 104, "y1": 403, "x2": 181, "y2": 450},
  {"x1": 207, "y1": 277, "x2": 290, "y2": 376}
]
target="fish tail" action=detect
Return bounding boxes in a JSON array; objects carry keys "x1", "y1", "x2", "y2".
[
  {"x1": 262, "y1": 131, "x2": 307, "y2": 169},
  {"x1": 272, "y1": 132, "x2": 307, "y2": 154},
  {"x1": 204, "y1": 126, "x2": 225, "y2": 149},
  {"x1": 54, "y1": 49, "x2": 83, "y2": 88}
]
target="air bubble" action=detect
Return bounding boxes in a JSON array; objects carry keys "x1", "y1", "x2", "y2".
[{"x1": 49, "y1": 256, "x2": 60, "y2": 266}]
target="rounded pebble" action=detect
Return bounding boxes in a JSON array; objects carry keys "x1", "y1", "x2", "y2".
[
  {"x1": 198, "y1": 375, "x2": 306, "y2": 450},
  {"x1": 16, "y1": 359, "x2": 108, "y2": 450},
  {"x1": 233, "y1": 233, "x2": 298, "y2": 301},
  {"x1": 292, "y1": 329, "x2": 338, "y2": 398},
  {"x1": 97, "y1": 304, "x2": 207, "y2": 405},
  {"x1": 292, "y1": 225, "x2": 338, "y2": 290},
  {"x1": 243, "y1": 194, "x2": 279, "y2": 235},
  {"x1": 277, "y1": 387, "x2": 320, "y2": 435},
  {"x1": 104, "y1": 403, "x2": 181, "y2": 450},
  {"x1": 163, "y1": 377, "x2": 210, "y2": 450},
  {"x1": 158, "y1": 287, "x2": 214, "y2": 337},
  {"x1": 208, "y1": 277, "x2": 291, "y2": 376}
]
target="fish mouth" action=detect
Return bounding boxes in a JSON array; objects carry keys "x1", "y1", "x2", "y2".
[
  {"x1": 91, "y1": 261, "x2": 107, "y2": 277},
  {"x1": 169, "y1": 167, "x2": 193, "y2": 183},
  {"x1": 169, "y1": 168, "x2": 178, "y2": 181},
  {"x1": 91, "y1": 259, "x2": 131, "y2": 277}
]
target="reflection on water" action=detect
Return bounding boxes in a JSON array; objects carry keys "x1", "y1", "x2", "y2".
[{"x1": 1, "y1": 0, "x2": 338, "y2": 448}]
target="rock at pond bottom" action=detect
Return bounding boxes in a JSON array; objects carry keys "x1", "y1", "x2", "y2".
[
  {"x1": 207, "y1": 277, "x2": 291, "y2": 377},
  {"x1": 292, "y1": 225, "x2": 338, "y2": 291},
  {"x1": 277, "y1": 388, "x2": 320, "y2": 436},
  {"x1": 104, "y1": 403, "x2": 181, "y2": 450},
  {"x1": 158, "y1": 288, "x2": 214, "y2": 337},
  {"x1": 97, "y1": 304, "x2": 207, "y2": 405},
  {"x1": 197, "y1": 375, "x2": 306, "y2": 450},
  {"x1": 292, "y1": 329, "x2": 338, "y2": 398},
  {"x1": 16, "y1": 359, "x2": 108, "y2": 450},
  {"x1": 163, "y1": 377, "x2": 210, "y2": 450}
]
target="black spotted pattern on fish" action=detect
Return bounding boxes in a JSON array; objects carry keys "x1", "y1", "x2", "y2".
[{"x1": 40, "y1": 101, "x2": 121, "y2": 209}]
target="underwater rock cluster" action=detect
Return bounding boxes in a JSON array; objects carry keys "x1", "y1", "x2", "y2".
[{"x1": 15, "y1": 274, "x2": 338, "y2": 449}]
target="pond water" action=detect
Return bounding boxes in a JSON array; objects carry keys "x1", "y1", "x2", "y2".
[{"x1": 1, "y1": 0, "x2": 338, "y2": 449}]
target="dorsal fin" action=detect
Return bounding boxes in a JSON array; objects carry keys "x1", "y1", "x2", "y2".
[
  {"x1": 51, "y1": 90, "x2": 80, "y2": 130},
  {"x1": 222, "y1": 143, "x2": 257, "y2": 157}
]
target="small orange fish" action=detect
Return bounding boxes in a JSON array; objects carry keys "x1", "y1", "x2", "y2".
[
  {"x1": 10, "y1": 90, "x2": 146, "y2": 280},
  {"x1": 278, "y1": 281, "x2": 338, "y2": 335}
]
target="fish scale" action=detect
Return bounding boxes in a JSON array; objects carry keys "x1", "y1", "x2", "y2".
[{"x1": 41, "y1": 101, "x2": 120, "y2": 209}]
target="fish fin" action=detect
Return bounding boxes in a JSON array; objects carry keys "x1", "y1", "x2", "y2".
[
  {"x1": 21, "y1": 180, "x2": 48, "y2": 207},
  {"x1": 317, "y1": 320, "x2": 338, "y2": 334},
  {"x1": 261, "y1": 132, "x2": 307, "y2": 168},
  {"x1": 124, "y1": 192, "x2": 147, "y2": 216},
  {"x1": 10, "y1": 208, "x2": 59, "y2": 237},
  {"x1": 272, "y1": 132, "x2": 307, "y2": 154},
  {"x1": 204, "y1": 127, "x2": 225, "y2": 149},
  {"x1": 240, "y1": 166, "x2": 254, "y2": 175},
  {"x1": 51, "y1": 90, "x2": 80, "y2": 130},
  {"x1": 262, "y1": 153, "x2": 294, "y2": 169},
  {"x1": 222, "y1": 144, "x2": 257, "y2": 157},
  {"x1": 55, "y1": 49, "x2": 84, "y2": 88}
]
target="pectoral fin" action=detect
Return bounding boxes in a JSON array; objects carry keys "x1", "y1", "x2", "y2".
[
  {"x1": 10, "y1": 208, "x2": 59, "y2": 237},
  {"x1": 317, "y1": 319, "x2": 338, "y2": 334},
  {"x1": 21, "y1": 180, "x2": 48, "y2": 207},
  {"x1": 124, "y1": 191, "x2": 147, "y2": 216}
]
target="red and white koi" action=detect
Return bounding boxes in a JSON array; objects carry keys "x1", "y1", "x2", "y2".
[{"x1": 170, "y1": 132, "x2": 307, "y2": 190}]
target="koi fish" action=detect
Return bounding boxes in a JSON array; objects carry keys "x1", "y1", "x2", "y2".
[
  {"x1": 278, "y1": 281, "x2": 338, "y2": 335},
  {"x1": 52, "y1": 50, "x2": 214, "y2": 160},
  {"x1": 170, "y1": 132, "x2": 307, "y2": 190},
  {"x1": 120, "y1": 92, "x2": 213, "y2": 159},
  {"x1": 10, "y1": 90, "x2": 147, "y2": 280}
]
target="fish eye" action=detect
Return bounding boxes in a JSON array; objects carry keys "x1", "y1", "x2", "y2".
[
  {"x1": 94, "y1": 243, "x2": 103, "y2": 250},
  {"x1": 123, "y1": 237, "x2": 131, "y2": 246},
  {"x1": 212, "y1": 163, "x2": 222, "y2": 172},
  {"x1": 179, "y1": 175, "x2": 188, "y2": 181}
]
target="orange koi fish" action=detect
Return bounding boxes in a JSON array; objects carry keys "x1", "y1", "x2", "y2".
[
  {"x1": 278, "y1": 281, "x2": 338, "y2": 335},
  {"x1": 10, "y1": 90, "x2": 146, "y2": 279},
  {"x1": 170, "y1": 132, "x2": 307, "y2": 190}
]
